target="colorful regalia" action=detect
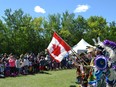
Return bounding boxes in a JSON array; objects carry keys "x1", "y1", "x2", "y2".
[
  {"x1": 99, "y1": 40, "x2": 116, "y2": 87},
  {"x1": 87, "y1": 39, "x2": 116, "y2": 87},
  {"x1": 90, "y1": 39, "x2": 116, "y2": 87}
]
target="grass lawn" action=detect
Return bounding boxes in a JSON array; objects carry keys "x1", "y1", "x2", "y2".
[{"x1": 0, "y1": 69, "x2": 78, "y2": 87}]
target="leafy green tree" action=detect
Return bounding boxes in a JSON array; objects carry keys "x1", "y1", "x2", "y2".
[
  {"x1": 108, "y1": 21, "x2": 116, "y2": 41},
  {"x1": 0, "y1": 19, "x2": 9, "y2": 53},
  {"x1": 42, "y1": 13, "x2": 61, "y2": 48},
  {"x1": 31, "y1": 17, "x2": 46, "y2": 53},
  {"x1": 2, "y1": 9, "x2": 33, "y2": 54},
  {"x1": 72, "y1": 15, "x2": 88, "y2": 44},
  {"x1": 86, "y1": 16, "x2": 108, "y2": 44},
  {"x1": 60, "y1": 11, "x2": 75, "y2": 46}
]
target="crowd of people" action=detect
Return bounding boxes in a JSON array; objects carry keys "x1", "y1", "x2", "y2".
[{"x1": 0, "y1": 52, "x2": 74, "y2": 78}]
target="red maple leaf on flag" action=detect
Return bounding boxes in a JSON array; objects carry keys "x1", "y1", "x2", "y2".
[
  {"x1": 47, "y1": 32, "x2": 71, "y2": 62},
  {"x1": 52, "y1": 44, "x2": 61, "y2": 56}
]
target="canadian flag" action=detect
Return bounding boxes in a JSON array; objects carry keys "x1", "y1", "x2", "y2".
[{"x1": 47, "y1": 32, "x2": 71, "y2": 62}]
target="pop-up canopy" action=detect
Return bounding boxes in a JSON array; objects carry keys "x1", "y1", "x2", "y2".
[{"x1": 69, "y1": 39, "x2": 93, "y2": 54}]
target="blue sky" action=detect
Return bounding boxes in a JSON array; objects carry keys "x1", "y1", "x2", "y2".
[{"x1": 0, "y1": 0, "x2": 116, "y2": 22}]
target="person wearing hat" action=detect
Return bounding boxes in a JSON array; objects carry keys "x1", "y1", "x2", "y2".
[{"x1": 86, "y1": 46, "x2": 96, "y2": 87}]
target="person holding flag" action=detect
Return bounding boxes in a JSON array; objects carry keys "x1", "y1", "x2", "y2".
[{"x1": 47, "y1": 32, "x2": 90, "y2": 87}]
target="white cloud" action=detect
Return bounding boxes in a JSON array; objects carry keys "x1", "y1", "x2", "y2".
[
  {"x1": 74, "y1": 4, "x2": 90, "y2": 13},
  {"x1": 34, "y1": 6, "x2": 46, "y2": 14}
]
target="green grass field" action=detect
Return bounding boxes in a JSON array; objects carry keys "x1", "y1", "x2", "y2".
[{"x1": 0, "y1": 69, "x2": 78, "y2": 87}]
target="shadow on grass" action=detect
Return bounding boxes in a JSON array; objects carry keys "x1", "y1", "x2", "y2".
[
  {"x1": 0, "y1": 71, "x2": 52, "y2": 79},
  {"x1": 39, "y1": 71, "x2": 52, "y2": 75},
  {"x1": 69, "y1": 85, "x2": 76, "y2": 87},
  {"x1": 16, "y1": 71, "x2": 52, "y2": 78}
]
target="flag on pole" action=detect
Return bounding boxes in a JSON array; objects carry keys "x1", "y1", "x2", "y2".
[{"x1": 47, "y1": 32, "x2": 71, "y2": 62}]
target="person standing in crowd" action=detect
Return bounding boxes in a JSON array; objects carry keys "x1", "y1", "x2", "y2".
[
  {"x1": 15, "y1": 56, "x2": 21, "y2": 75},
  {"x1": 8, "y1": 55, "x2": 16, "y2": 76},
  {"x1": 39, "y1": 55, "x2": 45, "y2": 72},
  {"x1": 0, "y1": 56, "x2": 5, "y2": 78},
  {"x1": 22, "y1": 54, "x2": 29, "y2": 75}
]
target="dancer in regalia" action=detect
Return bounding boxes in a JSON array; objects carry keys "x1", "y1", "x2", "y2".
[
  {"x1": 88, "y1": 39, "x2": 116, "y2": 87},
  {"x1": 98, "y1": 40, "x2": 116, "y2": 87}
]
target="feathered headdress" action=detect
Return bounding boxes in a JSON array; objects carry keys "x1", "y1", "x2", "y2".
[
  {"x1": 92, "y1": 38, "x2": 116, "y2": 66},
  {"x1": 102, "y1": 40, "x2": 116, "y2": 64}
]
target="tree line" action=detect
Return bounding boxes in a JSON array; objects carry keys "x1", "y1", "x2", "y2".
[{"x1": 0, "y1": 9, "x2": 116, "y2": 55}]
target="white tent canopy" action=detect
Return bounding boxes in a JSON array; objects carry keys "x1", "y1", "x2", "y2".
[{"x1": 69, "y1": 39, "x2": 93, "y2": 54}]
